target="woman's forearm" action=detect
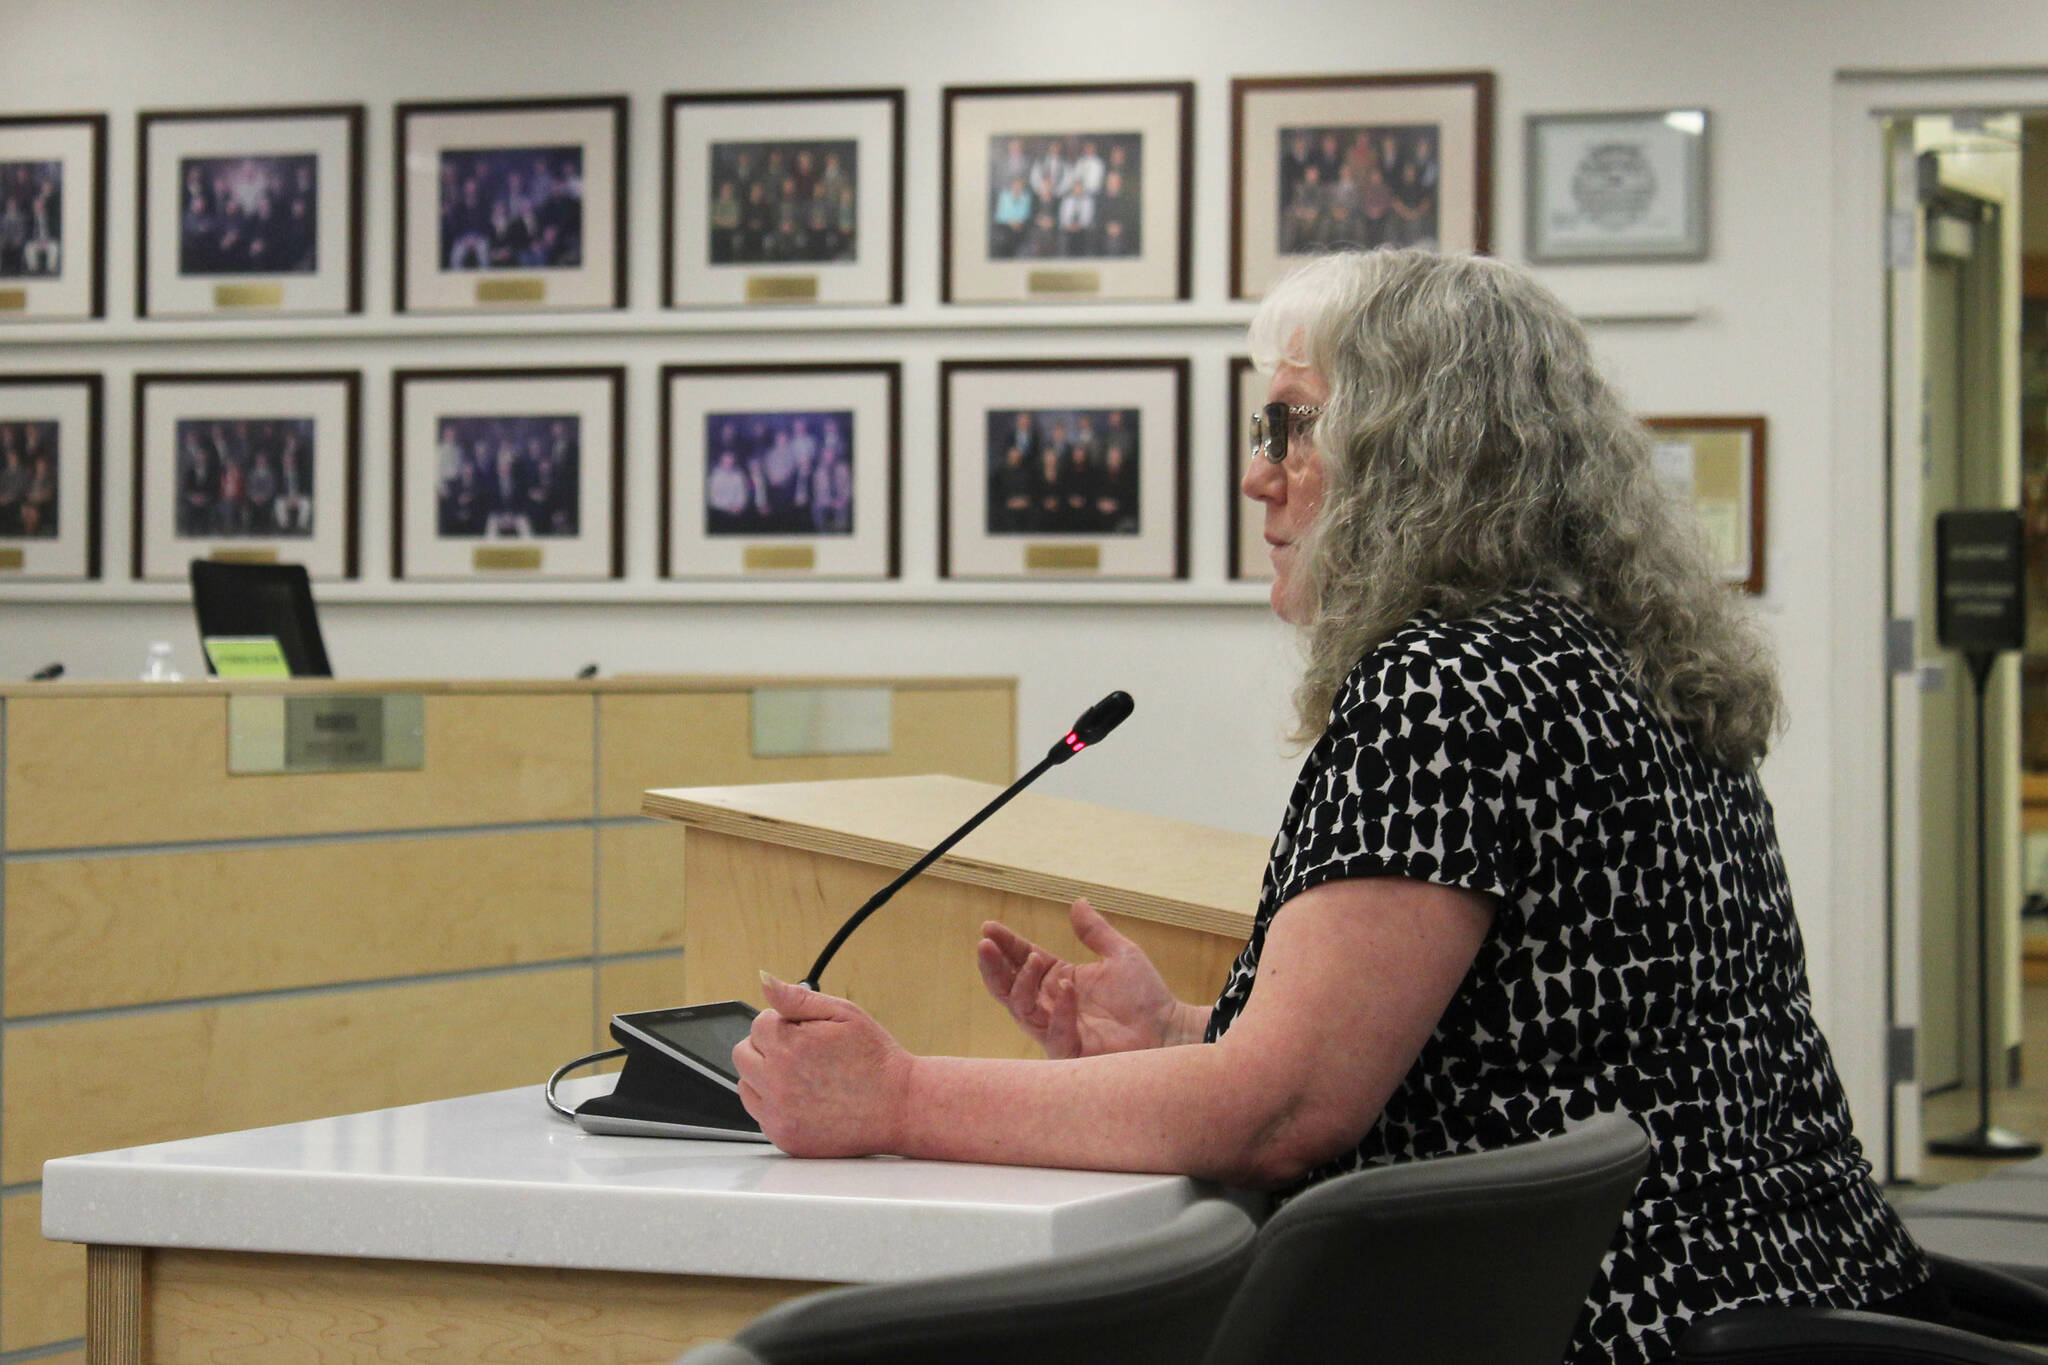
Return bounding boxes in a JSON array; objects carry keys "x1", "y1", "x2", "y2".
[{"x1": 893, "y1": 1043, "x2": 1303, "y2": 1187}]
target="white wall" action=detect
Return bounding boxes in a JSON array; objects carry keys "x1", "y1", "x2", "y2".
[{"x1": 9, "y1": 0, "x2": 2048, "y2": 1140}]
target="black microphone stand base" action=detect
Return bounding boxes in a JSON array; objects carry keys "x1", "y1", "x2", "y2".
[
  {"x1": 572, "y1": 1029, "x2": 770, "y2": 1143},
  {"x1": 1927, "y1": 1124, "x2": 2043, "y2": 1159}
]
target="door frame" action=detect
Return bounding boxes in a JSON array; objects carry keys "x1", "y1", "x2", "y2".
[{"x1": 1831, "y1": 69, "x2": 2041, "y2": 1181}]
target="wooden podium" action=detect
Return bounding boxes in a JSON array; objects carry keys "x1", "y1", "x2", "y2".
[{"x1": 641, "y1": 775, "x2": 1267, "y2": 1057}]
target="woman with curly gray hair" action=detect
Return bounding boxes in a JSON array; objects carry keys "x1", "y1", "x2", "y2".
[{"x1": 732, "y1": 250, "x2": 1931, "y2": 1364}]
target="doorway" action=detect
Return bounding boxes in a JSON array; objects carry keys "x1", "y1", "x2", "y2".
[{"x1": 1885, "y1": 110, "x2": 2043, "y2": 1183}]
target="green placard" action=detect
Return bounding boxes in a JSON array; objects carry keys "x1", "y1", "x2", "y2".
[{"x1": 204, "y1": 635, "x2": 292, "y2": 679}]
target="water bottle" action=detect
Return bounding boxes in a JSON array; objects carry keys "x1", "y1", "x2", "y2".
[{"x1": 140, "y1": 641, "x2": 182, "y2": 682}]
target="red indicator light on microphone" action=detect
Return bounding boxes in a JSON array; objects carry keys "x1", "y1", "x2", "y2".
[{"x1": 1064, "y1": 731, "x2": 1085, "y2": 751}]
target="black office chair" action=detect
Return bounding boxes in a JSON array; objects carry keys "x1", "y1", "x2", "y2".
[
  {"x1": 670, "y1": 1198, "x2": 1257, "y2": 1365},
  {"x1": 1676, "y1": 1253, "x2": 2048, "y2": 1363},
  {"x1": 1199, "y1": 1111, "x2": 1652, "y2": 1365}
]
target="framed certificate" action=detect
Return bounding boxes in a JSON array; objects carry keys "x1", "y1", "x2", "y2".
[
  {"x1": 1644, "y1": 415, "x2": 1764, "y2": 593},
  {"x1": 1526, "y1": 110, "x2": 1709, "y2": 263}
]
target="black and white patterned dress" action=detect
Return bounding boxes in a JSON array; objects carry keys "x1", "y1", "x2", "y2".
[{"x1": 1206, "y1": 588, "x2": 1927, "y2": 1364}]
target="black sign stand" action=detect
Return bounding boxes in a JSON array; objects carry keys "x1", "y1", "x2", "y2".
[{"x1": 1927, "y1": 510, "x2": 2041, "y2": 1160}]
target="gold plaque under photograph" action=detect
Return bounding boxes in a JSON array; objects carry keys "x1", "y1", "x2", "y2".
[
  {"x1": 0, "y1": 548, "x2": 23, "y2": 570},
  {"x1": 743, "y1": 545, "x2": 818, "y2": 571},
  {"x1": 745, "y1": 275, "x2": 820, "y2": 302},
  {"x1": 214, "y1": 283, "x2": 284, "y2": 309},
  {"x1": 0, "y1": 289, "x2": 26, "y2": 311},
  {"x1": 476, "y1": 277, "x2": 547, "y2": 304},
  {"x1": 1027, "y1": 269, "x2": 1102, "y2": 296},
  {"x1": 474, "y1": 545, "x2": 544, "y2": 571},
  {"x1": 210, "y1": 547, "x2": 279, "y2": 565},
  {"x1": 1025, "y1": 543, "x2": 1102, "y2": 572}
]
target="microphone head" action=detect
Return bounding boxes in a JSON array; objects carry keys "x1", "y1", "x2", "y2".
[{"x1": 1071, "y1": 691, "x2": 1134, "y2": 745}]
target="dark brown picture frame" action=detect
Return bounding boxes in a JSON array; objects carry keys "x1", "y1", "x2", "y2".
[
  {"x1": 663, "y1": 87, "x2": 905, "y2": 308},
  {"x1": 939, "y1": 357, "x2": 1189, "y2": 580},
  {"x1": 1230, "y1": 71, "x2": 1494, "y2": 299},
  {"x1": 1643, "y1": 414, "x2": 1766, "y2": 595},
  {"x1": 1226, "y1": 356, "x2": 1273, "y2": 583},
  {"x1": 131, "y1": 369, "x2": 362, "y2": 581},
  {"x1": 391, "y1": 365, "x2": 627, "y2": 581},
  {"x1": 941, "y1": 82, "x2": 1194, "y2": 304},
  {"x1": 0, "y1": 372, "x2": 102, "y2": 581},
  {"x1": 394, "y1": 95, "x2": 629, "y2": 314},
  {"x1": 659, "y1": 361, "x2": 901, "y2": 579},
  {"x1": 137, "y1": 103, "x2": 365, "y2": 318},
  {"x1": 0, "y1": 111, "x2": 108, "y2": 320}
]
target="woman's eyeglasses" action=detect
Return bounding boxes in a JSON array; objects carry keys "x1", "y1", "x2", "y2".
[{"x1": 1249, "y1": 402, "x2": 1322, "y2": 464}]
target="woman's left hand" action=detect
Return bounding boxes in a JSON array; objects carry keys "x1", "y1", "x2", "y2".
[{"x1": 732, "y1": 975, "x2": 915, "y2": 1157}]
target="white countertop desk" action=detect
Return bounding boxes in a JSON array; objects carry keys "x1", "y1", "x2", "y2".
[{"x1": 43, "y1": 1077, "x2": 1221, "y2": 1363}]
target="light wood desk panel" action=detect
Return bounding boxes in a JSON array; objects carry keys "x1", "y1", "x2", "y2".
[
  {"x1": 6, "y1": 829, "x2": 594, "y2": 1017},
  {"x1": 5, "y1": 692, "x2": 595, "y2": 851},
  {"x1": 2, "y1": 1192, "x2": 81, "y2": 1353},
  {"x1": 597, "y1": 682, "x2": 1016, "y2": 817},
  {"x1": 3, "y1": 967, "x2": 590, "y2": 1184},
  {"x1": 598, "y1": 821, "x2": 689, "y2": 954},
  {"x1": 135, "y1": 1248, "x2": 825, "y2": 1365}
]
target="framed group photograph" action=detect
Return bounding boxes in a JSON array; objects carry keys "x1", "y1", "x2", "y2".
[
  {"x1": 0, "y1": 113, "x2": 106, "y2": 321},
  {"x1": 1644, "y1": 414, "x2": 1764, "y2": 594},
  {"x1": 1526, "y1": 109, "x2": 1709, "y2": 263},
  {"x1": 942, "y1": 82, "x2": 1192, "y2": 304},
  {"x1": 665, "y1": 89, "x2": 903, "y2": 308},
  {"x1": 661, "y1": 363, "x2": 898, "y2": 579},
  {"x1": 132, "y1": 371, "x2": 360, "y2": 582},
  {"x1": 138, "y1": 104, "x2": 364, "y2": 318},
  {"x1": 1228, "y1": 357, "x2": 1274, "y2": 583},
  {"x1": 394, "y1": 366, "x2": 623, "y2": 580},
  {"x1": 395, "y1": 96, "x2": 627, "y2": 313},
  {"x1": 0, "y1": 374, "x2": 101, "y2": 580},
  {"x1": 940, "y1": 359, "x2": 1186, "y2": 580},
  {"x1": 1231, "y1": 72, "x2": 1493, "y2": 299}
]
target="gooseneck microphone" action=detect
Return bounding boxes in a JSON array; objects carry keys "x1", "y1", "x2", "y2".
[{"x1": 799, "y1": 690, "x2": 1134, "y2": 990}]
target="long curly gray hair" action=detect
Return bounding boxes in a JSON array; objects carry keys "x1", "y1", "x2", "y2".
[{"x1": 1252, "y1": 249, "x2": 1780, "y2": 771}]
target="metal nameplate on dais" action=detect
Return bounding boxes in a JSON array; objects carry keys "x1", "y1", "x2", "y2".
[
  {"x1": 746, "y1": 275, "x2": 820, "y2": 302},
  {"x1": 211, "y1": 546, "x2": 279, "y2": 564},
  {"x1": 214, "y1": 282, "x2": 284, "y2": 308},
  {"x1": 1025, "y1": 543, "x2": 1102, "y2": 571},
  {"x1": 751, "y1": 686, "x2": 893, "y2": 758},
  {"x1": 228, "y1": 694, "x2": 427, "y2": 775},
  {"x1": 744, "y1": 544, "x2": 817, "y2": 571},
  {"x1": 1027, "y1": 269, "x2": 1101, "y2": 295},
  {"x1": 477, "y1": 277, "x2": 546, "y2": 304},
  {"x1": 474, "y1": 545, "x2": 544, "y2": 570}
]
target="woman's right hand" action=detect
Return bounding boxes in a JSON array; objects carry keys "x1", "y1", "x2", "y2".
[{"x1": 975, "y1": 898, "x2": 1201, "y2": 1059}]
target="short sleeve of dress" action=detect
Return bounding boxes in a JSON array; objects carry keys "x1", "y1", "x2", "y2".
[{"x1": 1271, "y1": 644, "x2": 1518, "y2": 908}]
